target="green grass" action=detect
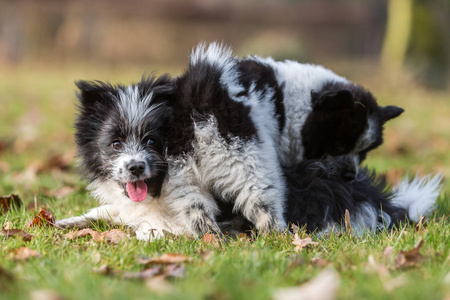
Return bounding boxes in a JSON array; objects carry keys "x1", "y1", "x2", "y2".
[{"x1": 1, "y1": 65, "x2": 449, "y2": 300}]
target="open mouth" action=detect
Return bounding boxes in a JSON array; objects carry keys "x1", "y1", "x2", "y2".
[{"x1": 121, "y1": 180, "x2": 150, "y2": 202}]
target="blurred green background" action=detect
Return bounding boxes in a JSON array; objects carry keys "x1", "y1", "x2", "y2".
[{"x1": 0, "y1": 0, "x2": 449, "y2": 196}]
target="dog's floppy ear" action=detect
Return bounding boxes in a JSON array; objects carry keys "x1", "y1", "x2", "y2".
[
  {"x1": 75, "y1": 80, "x2": 117, "y2": 108},
  {"x1": 311, "y1": 89, "x2": 354, "y2": 111},
  {"x1": 381, "y1": 105, "x2": 404, "y2": 122}
]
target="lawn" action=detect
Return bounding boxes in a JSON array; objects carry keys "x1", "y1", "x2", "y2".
[{"x1": 0, "y1": 64, "x2": 449, "y2": 300}]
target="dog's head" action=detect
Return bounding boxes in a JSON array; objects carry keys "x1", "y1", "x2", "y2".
[
  {"x1": 74, "y1": 75, "x2": 174, "y2": 201},
  {"x1": 301, "y1": 81, "x2": 403, "y2": 180}
]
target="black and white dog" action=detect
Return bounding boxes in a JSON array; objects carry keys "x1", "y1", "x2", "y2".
[
  {"x1": 56, "y1": 43, "x2": 442, "y2": 239},
  {"x1": 219, "y1": 53, "x2": 442, "y2": 235}
]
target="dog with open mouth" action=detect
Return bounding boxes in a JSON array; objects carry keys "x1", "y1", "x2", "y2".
[{"x1": 56, "y1": 43, "x2": 289, "y2": 239}]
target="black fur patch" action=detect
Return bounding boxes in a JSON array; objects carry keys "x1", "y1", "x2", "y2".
[
  {"x1": 283, "y1": 160, "x2": 408, "y2": 233},
  {"x1": 166, "y1": 59, "x2": 258, "y2": 156},
  {"x1": 237, "y1": 59, "x2": 286, "y2": 132},
  {"x1": 302, "y1": 81, "x2": 391, "y2": 159}
]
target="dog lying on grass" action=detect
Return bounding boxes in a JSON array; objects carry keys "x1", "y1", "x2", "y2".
[{"x1": 56, "y1": 43, "x2": 442, "y2": 239}]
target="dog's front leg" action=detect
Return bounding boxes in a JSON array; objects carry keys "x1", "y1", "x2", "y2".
[
  {"x1": 56, "y1": 205, "x2": 120, "y2": 228},
  {"x1": 165, "y1": 162, "x2": 221, "y2": 237}
]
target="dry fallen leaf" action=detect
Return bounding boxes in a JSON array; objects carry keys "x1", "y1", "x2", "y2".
[
  {"x1": 30, "y1": 289, "x2": 63, "y2": 300},
  {"x1": 202, "y1": 233, "x2": 219, "y2": 246},
  {"x1": 273, "y1": 268, "x2": 340, "y2": 300},
  {"x1": 2, "y1": 228, "x2": 34, "y2": 241},
  {"x1": 344, "y1": 209, "x2": 352, "y2": 234},
  {"x1": 395, "y1": 240, "x2": 425, "y2": 269},
  {"x1": 64, "y1": 229, "x2": 127, "y2": 244},
  {"x1": 136, "y1": 253, "x2": 192, "y2": 266},
  {"x1": 4, "y1": 221, "x2": 12, "y2": 230},
  {"x1": 0, "y1": 194, "x2": 22, "y2": 214},
  {"x1": 27, "y1": 209, "x2": 55, "y2": 227},
  {"x1": 415, "y1": 216, "x2": 428, "y2": 233},
  {"x1": 11, "y1": 247, "x2": 41, "y2": 260},
  {"x1": 64, "y1": 228, "x2": 96, "y2": 239},
  {"x1": 292, "y1": 233, "x2": 318, "y2": 252},
  {"x1": 101, "y1": 229, "x2": 127, "y2": 244}
]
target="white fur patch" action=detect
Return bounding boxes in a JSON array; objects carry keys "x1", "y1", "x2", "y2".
[
  {"x1": 392, "y1": 173, "x2": 443, "y2": 221},
  {"x1": 116, "y1": 85, "x2": 162, "y2": 130},
  {"x1": 355, "y1": 118, "x2": 377, "y2": 152}
]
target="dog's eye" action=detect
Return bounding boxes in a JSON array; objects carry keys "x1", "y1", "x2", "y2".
[
  {"x1": 111, "y1": 140, "x2": 122, "y2": 150},
  {"x1": 145, "y1": 138, "x2": 155, "y2": 146}
]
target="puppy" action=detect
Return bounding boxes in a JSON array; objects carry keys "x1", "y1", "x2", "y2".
[
  {"x1": 56, "y1": 76, "x2": 187, "y2": 240},
  {"x1": 57, "y1": 43, "x2": 288, "y2": 239},
  {"x1": 225, "y1": 52, "x2": 442, "y2": 234}
]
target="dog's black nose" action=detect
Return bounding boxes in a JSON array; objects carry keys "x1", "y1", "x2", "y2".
[{"x1": 127, "y1": 162, "x2": 145, "y2": 176}]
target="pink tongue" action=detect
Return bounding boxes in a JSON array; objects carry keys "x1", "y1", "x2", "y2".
[{"x1": 126, "y1": 181, "x2": 148, "y2": 202}]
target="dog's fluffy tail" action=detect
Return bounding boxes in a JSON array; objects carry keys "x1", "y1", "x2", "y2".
[{"x1": 391, "y1": 173, "x2": 444, "y2": 222}]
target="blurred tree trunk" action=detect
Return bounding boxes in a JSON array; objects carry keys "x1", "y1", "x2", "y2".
[{"x1": 381, "y1": 0, "x2": 413, "y2": 69}]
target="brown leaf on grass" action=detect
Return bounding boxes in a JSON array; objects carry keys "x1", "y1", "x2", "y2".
[
  {"x1": 415, "y1": 216, "x2": 428, "y2": 233},
  {"x1": 0, "y1": 194, "x2": 22, "y2": 214},
  {"x1": 136, "y1": 253, "x2": 192, "y2": 266},
  {"x1": 30, "y1": 289, "x2": 63, "y2": 300},
  {"x1": 344, "y1": 209, "x2": 352, "y2": 234},
  {"x1": 1, "y1": 229, "x2": 34, "y2": 241},
  {"x1": 395, "y1": 240, "x2": 425, "y2": 269},
  {"x1": 273, "y1": 268, "x2": 340, "y2": 300},
  {"x1": 4, "y1": 221, "x2": 12, "y2": 230},
  {"x1": 64, "y1": 229, "x2": 127, "y2": 244},
  {"x1": 202, "y1": 233, "x2": 219, "y2": 246},
  {"x1": 27, "y1": 209, "x2": 55, "y2": 227},
  {"x1": 11, "y1": 247, "x2": 40, "y2": 260},
  {"x1": 64, "y1": 228, "x2": 96, "y2": 239},
  {"x1": 292, "y1": 233, "x2": 318, "y2": 252},
  {"x1": 101, "y1": 229, "x2": 127, "y2": 244}
]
